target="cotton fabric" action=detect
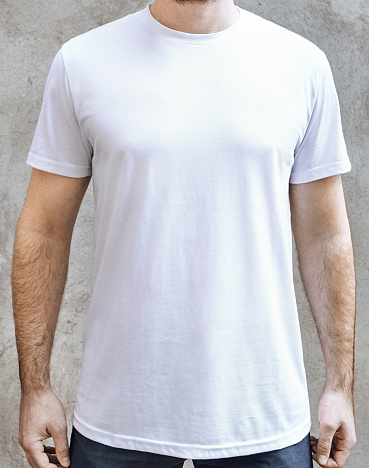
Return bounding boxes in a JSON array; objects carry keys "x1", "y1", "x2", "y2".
[{"x1": 27, "y1": 2, "x2": 351, "y2": 459}]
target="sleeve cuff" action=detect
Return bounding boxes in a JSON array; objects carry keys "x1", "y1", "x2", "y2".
[
  {"x1": 289, "y1": 160, "x2": 351, "y2": 184},
  {"x1": 27, "y1": 152, "x2": 92, "y2": 178}
]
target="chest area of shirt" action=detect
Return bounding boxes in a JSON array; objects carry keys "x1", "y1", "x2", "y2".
[{"x1": 78, "y1": 49, "x2": 309, "y2": 166}]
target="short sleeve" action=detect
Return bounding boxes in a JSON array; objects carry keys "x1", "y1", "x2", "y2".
[
  {"x1": 289, "y1": 53, "x2": 351, "y2": 184},
  {"x1": 26, "y1": 48, "x2": 93, "y2": 178}
]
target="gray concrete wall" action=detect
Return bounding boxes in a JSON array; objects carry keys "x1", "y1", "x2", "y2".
[{"x1": 1, "y1": 0, "x2": 367, "y2": 466}]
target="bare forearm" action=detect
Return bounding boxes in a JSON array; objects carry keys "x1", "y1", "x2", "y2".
[
  {"x1": 12, "y1": 224, "x2": 71, "y2": 394},
  {"x1": 296, "y1": 234, "x2": 356, "y2": 399}
]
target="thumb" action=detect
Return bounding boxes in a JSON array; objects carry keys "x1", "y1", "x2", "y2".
[
  {"x1": 317, "y1": 422, "x2": 335, "y2": 466},
  {"x1": 53, "y1": 425, "x2": 70, "y2": 467}
]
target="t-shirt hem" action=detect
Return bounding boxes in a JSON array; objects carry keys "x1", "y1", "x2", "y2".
[
  {"x1": 72, "y1": 413, "x2": 311, "y2": 459},
  {"x1": 289, "y1": 160, "x2": 351, "y2": 184},
  {"x1": 27, "y1": 152, "x2": 92, "y2": 178}
]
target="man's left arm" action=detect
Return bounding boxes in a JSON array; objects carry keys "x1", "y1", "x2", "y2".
[{"x1": 289, "y1": 174, "x2": 356, "y2": 468}]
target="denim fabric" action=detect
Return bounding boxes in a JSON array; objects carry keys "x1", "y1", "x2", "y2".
[{"x1": 69, "y1": 426, "x2": 313, "y2": 468}]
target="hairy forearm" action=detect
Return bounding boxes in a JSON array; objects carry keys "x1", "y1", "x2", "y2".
[
  {"x1": 12, "y1": 223, "x2": 71, "y2": 394},
  {"x1": 296, "y1": 234, "x2": 356, "y2": 400}
]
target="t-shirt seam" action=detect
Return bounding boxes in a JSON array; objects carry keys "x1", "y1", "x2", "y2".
[
  {"x1": 303, "y1": 130, "x2": 345, "y2": 138},
  {"x1": 28, "y1": 150, "x2": 92, "y2": 172},
  {"x1": 139, "y1": 6, "x2": 243, "y2": 46},
  {"x1": 289, "y1": 160, "x2": 351, "y2": 178},
  {"x1": 73, "y1": 414, "x2": 311, "y2": 450}
]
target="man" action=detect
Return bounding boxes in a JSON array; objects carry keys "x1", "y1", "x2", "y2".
[{"x1": 12, "y1": 0, "x2": 356, "y2": 467}]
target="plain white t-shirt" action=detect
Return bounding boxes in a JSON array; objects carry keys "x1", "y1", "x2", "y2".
[{"x1": 27, "y1": 2, "x2": 351, "y2": 459}]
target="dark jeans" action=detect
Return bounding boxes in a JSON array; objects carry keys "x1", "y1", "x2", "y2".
[{"x1": 69, "y1": 426, "x2": 313, "y2": 468}]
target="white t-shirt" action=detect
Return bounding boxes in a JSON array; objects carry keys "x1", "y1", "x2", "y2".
[{"x1": 27, "y1": 2, "x2": 351, "y2": 459}]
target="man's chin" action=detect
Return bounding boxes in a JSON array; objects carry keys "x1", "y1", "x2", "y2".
[{"x1": 173, "y1": 0, "x2": 216, "y2": 5}]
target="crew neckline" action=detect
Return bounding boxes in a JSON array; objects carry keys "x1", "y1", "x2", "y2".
[{"x1": 141, "y1": 2, "x2": 244, "y2": 44}]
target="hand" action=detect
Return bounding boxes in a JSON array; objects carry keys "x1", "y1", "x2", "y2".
[
  {"x1": 18, "y1": 388, "x2": 70, "y2": 467},
  {"x1": 310, "y1": 387, "x2": 356, "y2": 467}
]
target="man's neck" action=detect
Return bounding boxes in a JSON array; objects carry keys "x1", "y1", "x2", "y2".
[{"x1": 149, "y1": 0, "x2": 240, "y2": 35}]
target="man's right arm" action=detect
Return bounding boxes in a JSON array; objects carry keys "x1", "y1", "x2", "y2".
[{"x1": 12, "y1": 168, "x2": 91, "y2": 468}]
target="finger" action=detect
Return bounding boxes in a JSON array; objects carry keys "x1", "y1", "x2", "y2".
[
  {"x1": 43, "y1": 445, "x2": 64, "y2": 466},
  {"x1": 25, "y1": 451, "x2": 37, "y2": 468},
  {"x1": 312, "y1": 452, "x2": 339, "y2": 468},
  {"x1": 43, "y1": 446, "x2": 61, "y2": 464},
  {"x1": 24, "y1": 439, "x2": 53, "y2": 468},
  {"x1": 46, "y1": 452, "x2": 63, "y2": 466},
  {"x1": 52, "y1": 426, "x2": 70, "y2": 467},
  {"x1": 310, "y1": 439, "x2": 318, "y2": 449},
  {"x1": 25, "y1": 449, "x2": 55, "y2": 467},
  {"x1": 321, "y1": 456, "x2": 340, "y2": 467},
  {"x1": 331, "y1": 448, "x2": 351, "y2": 468},
  {"x1": 310, "y1": 436, "x2": 318, "y2": 455},
  {"x1": 312, "y1": 446, "x2": 348, "y2": 468},
  {"x1": 44, "y1": 445, "x2": 56, "y2": 454},
  {"x1": 316, "y1": 423, "x2": 336, "y2": 466}
]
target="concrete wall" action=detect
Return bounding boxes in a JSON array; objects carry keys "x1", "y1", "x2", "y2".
[{"x1": 1, "y1": 0, "x2": 367, "y2": 466}]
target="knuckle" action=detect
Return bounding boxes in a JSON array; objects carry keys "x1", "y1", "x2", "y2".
[
  {"x1": 52, "y1": 420, "x2": 67, "y2": 432},
  {"x1": 56, "y1": 444, "x2": 70, "y2": 456},
  {"x1": 321, "y1": 421, "x2": 335, "y2": 432},
  {"x1": 318, "y1": 440, "x2": 332, "y2": 452},
  {"x1": 51, "y1": 425, "x2": 67, "y2": 437},
  {"x1": 20, "y1": 437, "x2": 31, "y2": 450}
]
